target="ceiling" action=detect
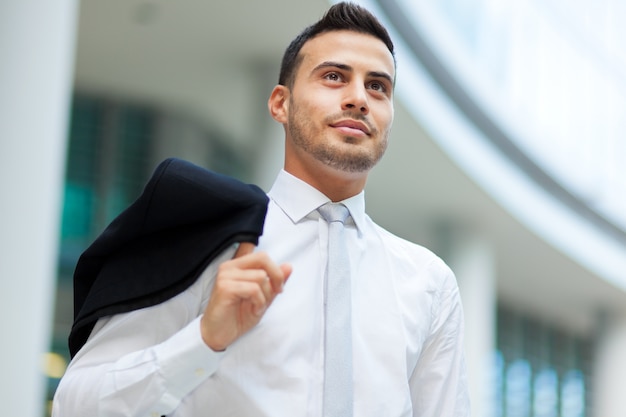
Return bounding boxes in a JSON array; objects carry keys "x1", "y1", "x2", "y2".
[{"x1": 71, "y1": 0, "x2": 626, "y2": 335}]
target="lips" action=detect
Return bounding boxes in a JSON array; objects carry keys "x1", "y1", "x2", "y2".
[{"x1": 330, "y1": 119, "x2": 371, "y2": 136}]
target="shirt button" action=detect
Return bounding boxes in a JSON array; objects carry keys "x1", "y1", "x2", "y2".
[{"x1": 194, "y1": 368, "x2": 205, "y2": 377}]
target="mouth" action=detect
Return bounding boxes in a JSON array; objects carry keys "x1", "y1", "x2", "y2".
[{"x1": 330, "y1": 119, "x2": 372, "y2": 137}]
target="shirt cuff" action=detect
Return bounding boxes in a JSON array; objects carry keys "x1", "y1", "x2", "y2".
[{"x1": 155, "y1": 316, "x2": 224, "y2": 403}]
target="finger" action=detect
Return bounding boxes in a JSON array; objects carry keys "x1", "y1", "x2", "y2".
[
  {"x1": 226, "y1": 252, "x2": 287, "y2": 294},
  {"x1": 238, "y1": 281, "x2": 269, "y2": 316},
  {"x1": 280, "y1": 263, "x2": 293, "y2": 282},
  {"x1": 218, "y1": 267, "x2": 287, "y2": 310},
  {"x1": 224, "y1": 269, "x2": 274, "y2": 302},
  {"x1": 234, "y1": 242, "x2": 256, "y2": 258},
  {"x1": 267, "y1": 263, "x2": 292, "y2": 294},
  {"x1": 259, "y1": 275, "x2": 273, "y2": 305},
  {"x1": 214, "y1": 278, "x2": 269, "y2": 316}
]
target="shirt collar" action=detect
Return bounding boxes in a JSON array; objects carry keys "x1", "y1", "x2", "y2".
[{"x1": 268, "y1": 170, "x2": 367, "y2": 232}]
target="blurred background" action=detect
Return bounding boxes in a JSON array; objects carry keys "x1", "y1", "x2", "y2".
[{"x1": 2, "y1": 0, "x2": 625, "y2": 415}]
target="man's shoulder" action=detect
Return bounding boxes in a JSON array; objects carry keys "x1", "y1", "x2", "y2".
[
  {"x1": 369, "y1": 219, "x2": 441, "y2": 264},
  {"x1": 368, "y1": 219, "x2": 456, "y2": 290}
]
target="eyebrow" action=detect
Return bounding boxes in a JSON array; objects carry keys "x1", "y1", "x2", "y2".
[{"x1": 312, "y1": 61, "x2": 394, "y2": 86}]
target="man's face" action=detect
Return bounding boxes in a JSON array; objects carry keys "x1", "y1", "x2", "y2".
[{"x1": 284, "y1": 30, "x2": 395, "y2": 176}]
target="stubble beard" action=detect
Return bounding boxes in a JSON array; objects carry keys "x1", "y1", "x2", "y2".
[{"x1": 287, "y1": 102, "x2": 389, "y2": 173}]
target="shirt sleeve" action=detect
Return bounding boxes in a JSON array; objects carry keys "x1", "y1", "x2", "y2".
[
  {"x1": 409, "y1": 260, "x2": 471, "y2": 417},
  {"x1": 52, "y1": 247, "x2": 235, "y2": 417}
]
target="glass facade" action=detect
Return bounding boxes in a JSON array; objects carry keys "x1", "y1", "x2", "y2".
[
  {"x1": 396, "y1": 0, "x2": 626, "y2": 229},
  {"x1": 495, "y1": 307, "x2": 593, "y2": 417},
  {"x1": 59, "y1": 98, "x2": 153, "y2": 267}
]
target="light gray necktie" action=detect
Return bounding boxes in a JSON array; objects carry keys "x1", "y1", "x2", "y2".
[{"x1": 318, "y1": 202, "x2": 353, "y2": 417}]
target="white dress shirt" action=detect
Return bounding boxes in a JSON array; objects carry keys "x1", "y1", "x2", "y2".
[{"x1": 53, "y1": 170, "x2": 470, "y2": 417}]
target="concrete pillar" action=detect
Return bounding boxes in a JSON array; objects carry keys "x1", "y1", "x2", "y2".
[
  {"x1": 0, "y1": 0, "x2": 78, "y2": 415},
  {"x1": 593, "y1": 312, "x2": 626, "y2": 417},
  {"x1": 446, "y1": 230, "x2": 497, "y2": 417}
]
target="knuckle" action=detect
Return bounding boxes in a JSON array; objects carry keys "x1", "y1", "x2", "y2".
[
  {"x1": 213, "y1": 278, "x2": 229, "y2": 292},
  {"x1": 217, "y1": 261, "x2": 232, "y2": 275},
  {"x1": 255, "y1": 286, "x2": 266, "y2": 300},
  {"x1": 254, "y1": 251, "x2": 271, "y2": 263}
]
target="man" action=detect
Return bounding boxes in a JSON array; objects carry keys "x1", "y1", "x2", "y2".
[{"x1": 53, "y1": 2, "x2": 469, "y2": 416}]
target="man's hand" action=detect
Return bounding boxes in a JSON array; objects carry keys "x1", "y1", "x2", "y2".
[{"x1": 200, "y1": 243, "x2": 292, "y2": 351}]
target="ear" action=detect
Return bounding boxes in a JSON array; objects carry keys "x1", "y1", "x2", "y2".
[{"x1": 268, "y1": 85, "x2": 289, "y2": 124}]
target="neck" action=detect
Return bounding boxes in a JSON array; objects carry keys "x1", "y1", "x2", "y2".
[{"x1": 284, "y1": 160, "x2": 367, "y2": 202}]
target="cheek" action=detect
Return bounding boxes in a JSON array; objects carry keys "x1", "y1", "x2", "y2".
[
  {"x1": 375, "y1": 104, "x2": 394, "y2": 131},
  {"x1": 294, "y1": 99, "x2": 329, "y2": 126}
]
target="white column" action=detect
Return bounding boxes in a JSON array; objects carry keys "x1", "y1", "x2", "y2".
[
  {"x1": 446, "y1": 231, "x2": 497, "y2": 417},
  {"x1": 0, "y1": 0, "x2": 78, "y2": 415},
  {"x1": 249, "y1": 60, "x2": 285, "y2": 189},
  {"x1": 593, "y1": 312, "x2": 626, "y2": 417}
]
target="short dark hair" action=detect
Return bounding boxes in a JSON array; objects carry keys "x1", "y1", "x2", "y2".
[{"x1": 278, "y1": 2, "x2": 395, "y2": 88}]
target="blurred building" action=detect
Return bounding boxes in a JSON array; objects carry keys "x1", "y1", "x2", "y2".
[{"x1": 2, "y1": 0, "x2": 626, "y2": 416}]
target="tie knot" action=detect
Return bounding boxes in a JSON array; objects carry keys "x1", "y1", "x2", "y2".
[{"x1": 318, "y1": 202, "x2": 350, "y2": 224}]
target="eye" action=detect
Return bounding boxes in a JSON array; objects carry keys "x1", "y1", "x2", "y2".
[
  {"x1": 324, "y1": 72, "x2": 342, "y2": 82},
  {"x1": 367, "y1": 80, "x2": 387, "y2": 93}
]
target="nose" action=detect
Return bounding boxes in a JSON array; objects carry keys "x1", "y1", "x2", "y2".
[{"x1": 341, "y1": 83, "x2": 369, "y2": 115}]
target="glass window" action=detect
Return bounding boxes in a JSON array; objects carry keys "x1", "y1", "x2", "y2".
[{"x1": 496, "y1": 307, "x2": 592, "y2": 416}]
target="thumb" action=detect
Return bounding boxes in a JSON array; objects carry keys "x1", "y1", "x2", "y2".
[
  {"x1": 280, "y1": 263, "x2": 293, "y2": 281},
  {"x1": 234, "y1": 241, "x2": 256, "y2": 258}
]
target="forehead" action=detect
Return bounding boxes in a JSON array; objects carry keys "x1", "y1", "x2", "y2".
[{"x1": 298, "y1": 30, "x2": 395, "y2": 78}]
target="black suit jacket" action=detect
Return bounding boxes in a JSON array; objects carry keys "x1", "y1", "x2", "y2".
[{"x1": 69, "y1": 158, "x2": 269, "y2": 358}]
